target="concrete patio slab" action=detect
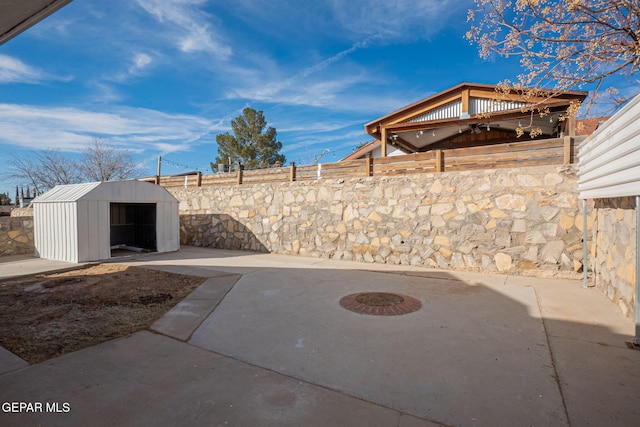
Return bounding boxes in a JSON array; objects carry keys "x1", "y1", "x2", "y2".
[
  {"x1": 124, "y1": 247, "x2": 325, "y2": 276},
  {"x1": 531, "y1": 278, "x2": 633, "y2": 348},
  {"x1": 0, "y1": 254, "x2": 82, "y2": 280},
  {"x1": 189, "y1": 267, "x2": 566, "y2": 426},
  {"x1": 0, "y1": 331, "x2": 433, "y2": 427},
  {"x1": 0, "y1": 246, "x2": 638, "y2": 427},
  {"x1": 549, "y1": 336, "x2": 640, "y2": 427},
  {"x1": 0, "y1": 346, "x2": 28, "y2": 375}
]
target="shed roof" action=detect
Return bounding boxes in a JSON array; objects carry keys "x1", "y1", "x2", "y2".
[{"x1": 32, "y1": 180, "x2": 178, "y2": 203}]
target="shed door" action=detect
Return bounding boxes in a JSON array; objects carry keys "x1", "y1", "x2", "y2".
[{"x1": 110, "y1": 203, "x2": 157, "y2": 251}]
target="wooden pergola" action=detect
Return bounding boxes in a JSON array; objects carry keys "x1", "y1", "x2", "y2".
[{"x1": 364, "y1": 82, "x2": 588, "y2": 158}]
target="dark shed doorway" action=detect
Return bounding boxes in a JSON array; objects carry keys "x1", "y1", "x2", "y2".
[{"x1": 110, "y1": 203, "x2": 157, "y2": 256}]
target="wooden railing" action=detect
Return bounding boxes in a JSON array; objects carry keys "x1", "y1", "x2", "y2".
[{"x1": 147, "y1": 136, "x2": 583, "y2": 189}]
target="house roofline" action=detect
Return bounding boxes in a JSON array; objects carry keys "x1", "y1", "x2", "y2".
[
  {"x1": 341, "y1": 140, "x2": 379, "y2": 161},
  {"x1": 364, "y1": 82, "x2": 589, "y2": 132}
]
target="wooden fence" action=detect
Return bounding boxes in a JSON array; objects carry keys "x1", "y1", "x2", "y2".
[{"x1": 147, "y1": 136, "x2": 583, "y2": 189}]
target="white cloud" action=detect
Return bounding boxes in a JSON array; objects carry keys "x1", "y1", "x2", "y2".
[
  {"x1": 229, "y1": 78, "x2": 346, "y2": 108},
  {"x1": 329, "y1": 0, "x2": 461, "y2": 40},
  {"x1": 0, "y1": 104, "x2": 221, "y2": 155},
  {"x1": 132, "y1": 53, "x2": 152, "y2": 71},
  {"x1": 224, "y1": 39, "x2": 380, "y2": 111},
  {"x1": 227, "y1": 0, "x2": 462, "y2": 43},
  {"x1": 24, "y1": 16, "x2": 78, "y2": 39},
  {"x1": 0, "y1": 54, "x2": 69, "y2": 84},
  {"x1": 122, "y1": 52, "x2": 155, "y2": 80},
  {"x1": 135, "y1": 0, "x2": 232, "y2": 58},
  {"x1": 283, "y1": 129, "x2": 366, "y2": 153},
  {"x1": 219, "y1": 1, "x2": 453, "y2": 113},
  {"x1": 277, "y1": 119, "x2": 365, "y2": 134},
  {"x1": 88, "y1": 81, "x2": 126, "y2": 103},
  {"x1": 228, "y1": 67, "x2": 409, "y2": 115},
  {"x1": 235, "y1": 40, "x2": 370, "y2": 100}
]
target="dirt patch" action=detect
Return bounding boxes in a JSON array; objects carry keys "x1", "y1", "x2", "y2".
[{"x1": 0, "y1": 264, "x2": 204, "y2": 364}]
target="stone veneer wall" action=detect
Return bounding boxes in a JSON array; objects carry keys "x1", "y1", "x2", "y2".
[
  {"x1": 10, "y1": 207, "x2": 34, "y2": 217},
  {"x1": 592, "y1": 197, "x2": 636, "y2": 317},
  {"x1": 173, "y1": 164, "x2": 591, "y2": 278},
  {"x1": 0, "y1": 216, "x2": 34, "y2": 256}
]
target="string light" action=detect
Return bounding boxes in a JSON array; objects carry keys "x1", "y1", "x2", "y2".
[
  {"x1": 165, "y1": 143, "x2": 364, "y2": 172},
  {"x1": 163, "y1": 158, "x2": 209, "y2": 171}
]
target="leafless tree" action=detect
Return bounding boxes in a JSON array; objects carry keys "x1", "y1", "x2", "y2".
[
  {"x1": 5, "y1": 139, "x2": 140, "y2": 193},
  {"x1": 466, "y1": 0, "x2": 640, "y2": 113},
  {"x1": 6, "y1": 150, "x2": 82, "y2": 194},
  {"x1": 79, "y1": 138, "x2": 139, "y2": 182}
]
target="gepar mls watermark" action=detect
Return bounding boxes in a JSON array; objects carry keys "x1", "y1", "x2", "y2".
[{"x1": 2, "y1": 401, "x2": 70, "y2": 413}]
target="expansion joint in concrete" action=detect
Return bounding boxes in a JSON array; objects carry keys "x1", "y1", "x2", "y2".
[{"x1": 533, "y1": 287, "x2": 572, "y2": 427}]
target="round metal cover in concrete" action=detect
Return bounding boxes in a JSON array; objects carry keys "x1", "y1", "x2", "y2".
[{"x1": 340, "y1": 292, "x2": 422, "y2": 315}]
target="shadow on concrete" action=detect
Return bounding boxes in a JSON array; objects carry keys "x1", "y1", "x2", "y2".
[
  {"x1": 179, "y1": 214, "x2": 268, "y2": 253},
  {"x1": 0, "y1": 247, "x2": 638, "y2": 427}
]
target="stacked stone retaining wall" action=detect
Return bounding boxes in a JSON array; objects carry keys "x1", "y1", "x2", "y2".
[
  {"x1": 173, "y1": 164, "x2": 591, "y2": 278},
  {"x1": 592, "y1": 197, "x2": 636, "y2": 317},
  {"x1": 10, "y1": 207, "x2": 34, "y2": 217},
  {"x1": 0, "y1": 216, "x2": 34, "y2": 256}
]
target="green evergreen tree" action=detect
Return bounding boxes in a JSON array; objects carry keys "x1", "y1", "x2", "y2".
[{"x1": 211, "y1": 107, "x2": 285, "y2": 171}]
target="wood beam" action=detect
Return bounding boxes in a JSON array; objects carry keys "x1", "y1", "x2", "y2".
[
  {"x1": 393, "y1": 136, "x2": 420, "y2": 153},
  {"x1": 563, "y1": 136, "x2": 573, "y2": 164},
  {"x1": 567, "y1": 115, "x2": 576, "y2": 136},
  {"x1": 461, "y1": 89, "x2": 470, "y2": 116},
  {"x1": 381, "y1": 127, "x2": 387, "y2": 157},
  {"x1": 381, "y1": 93, "x2": 461, "y2": 127},
  {"x1": 469, "y1": 88, "x2": 585, "y2": 105},
  {"x1": 365, "y1": 123, "x2": 381, "y2": 139}
]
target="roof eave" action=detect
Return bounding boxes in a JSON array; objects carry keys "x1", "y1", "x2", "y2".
[
  {"x1": 0, "y1": 0, "x2": 73, "y2": 45},
  {"x1": 364, "y1": 82, "x2": 588, "y2": 136},
  {"x1": 341, "y1": 140, "x2": 379, "y2": 161}
]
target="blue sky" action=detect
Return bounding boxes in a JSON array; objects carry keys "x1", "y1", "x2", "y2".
[{"x1": 0, "y1": 0, "x2": 532, "y2": 194}]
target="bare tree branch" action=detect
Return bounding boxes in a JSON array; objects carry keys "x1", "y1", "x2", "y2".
[
  {"x1": 80, "y1": 138, "x2": 140, "y2": 182},
  {"x1": 4, "y1": 139, "x2": 140, "y2": 194},
  {"x1": 467, "y1": 0, "x2": 640, "y2": 113},
  {"x1": 4, "y1": 151, "x2": 82, "y2": 194}
]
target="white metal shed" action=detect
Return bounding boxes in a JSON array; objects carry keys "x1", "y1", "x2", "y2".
[{"x1": 33, "y1": 180, "x2": 179, "y2": 263}]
